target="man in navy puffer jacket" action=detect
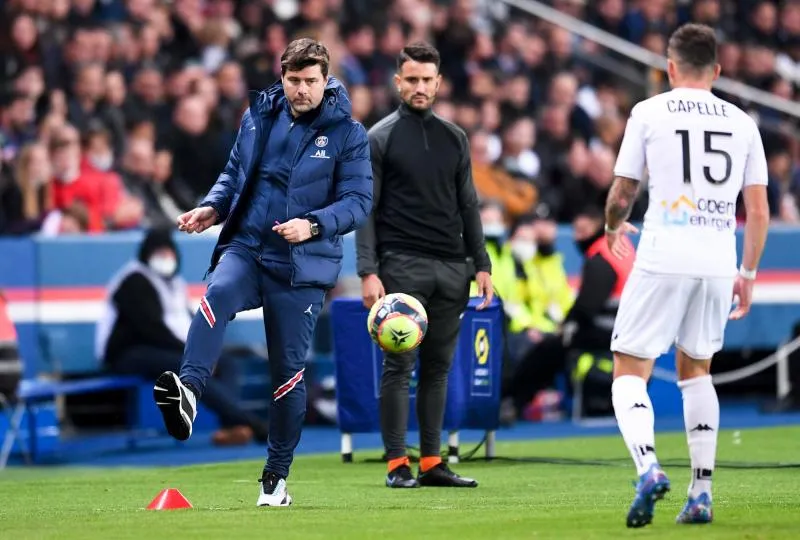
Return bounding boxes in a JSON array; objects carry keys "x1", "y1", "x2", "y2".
[{"x1": 153, "y1": 39, "x2": 372, "y2": 507}]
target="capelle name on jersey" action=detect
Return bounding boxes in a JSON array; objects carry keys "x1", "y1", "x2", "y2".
[{"x1": 666, "y1": 99, "x2": 729, "y2": 117}]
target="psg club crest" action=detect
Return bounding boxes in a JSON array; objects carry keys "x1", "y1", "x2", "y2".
[{"x1": 315, "y1": 136, "x2": 328, "y2": 148}]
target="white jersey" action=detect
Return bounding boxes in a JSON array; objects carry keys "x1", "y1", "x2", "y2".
[{"x1": 613, "y1": 87, "x2": 768, "y2": 278}]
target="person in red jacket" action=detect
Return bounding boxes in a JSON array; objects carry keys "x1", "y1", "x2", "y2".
[
  {"x1": 502, "y1": 206, "x2": 634, "y2": 422},
  {"x1": 81, "y1": 125, "x2": 144, "y2": 229},
  {"x1": 563, "y1": 206, "x2": 635, "y2": 352},
  {"x1": 49, "y1": 124, "x2": 142, "y2": 232}
]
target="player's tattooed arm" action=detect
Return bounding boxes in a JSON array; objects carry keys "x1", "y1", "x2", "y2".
[{"x1": 604, "y1": 176, "x2": 640, "y2": 231}]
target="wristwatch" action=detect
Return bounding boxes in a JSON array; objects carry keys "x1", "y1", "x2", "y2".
[{"x1": 308, "y1": 219, "x2": 320, "y2": 238}]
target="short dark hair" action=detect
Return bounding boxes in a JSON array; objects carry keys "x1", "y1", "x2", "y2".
[
  {"x1": 397, "y1": 42, "x2": 441, "y2": 72},
  {"x1": 0, "y1": 89, "x2": 30, "y2": 109},
  {"x1": 667, "y1": 23, "x2": 718, "y2": 72},
  {"x1": 281, "y1": 38, "x2": 330, "y2": 77},
  {"x1": 82, "y1": 120, "x2": 111, "y2": 149},
  {"x1": 509, "y1": 213, "x2": 539, "y2": 237}
]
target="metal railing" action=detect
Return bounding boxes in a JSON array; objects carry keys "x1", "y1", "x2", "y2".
[
  {"x1": 502, "y1": 0, "x2": 800, "y2": 119},
  {"x1": 650, "y1": 335, "x2": 800, "y2": 398}
]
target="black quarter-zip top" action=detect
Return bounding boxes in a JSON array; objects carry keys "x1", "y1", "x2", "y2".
[{"x1": 355, "y1": 102, "x2": 491, "y2": 276}]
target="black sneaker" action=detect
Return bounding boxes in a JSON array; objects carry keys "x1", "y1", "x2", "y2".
[
  {"x1": 153, "y1": 371, "x2": 197, "y2": 441},
  {"x1": 418, "y1": 463, "x2": 478, "y2": 488},
  {"x1": 386, "y1": 464, "x2": 420, "y2": 488}
]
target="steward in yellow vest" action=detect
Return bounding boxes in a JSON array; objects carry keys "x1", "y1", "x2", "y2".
[{"x1": 472, "y1": 220, "x2": 573, "y2": 343}]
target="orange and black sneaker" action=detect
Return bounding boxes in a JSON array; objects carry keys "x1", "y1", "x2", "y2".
[{"x1": 385, "y1": 456, "x2": 419, "y2": 488}]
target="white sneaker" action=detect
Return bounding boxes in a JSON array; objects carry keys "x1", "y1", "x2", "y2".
[
  {"x1": 154, "y1": 371, "x2": 197, "y2": 441},
  {"x1": 257, "y1": 472, "x2": 293, "y2": 507}
]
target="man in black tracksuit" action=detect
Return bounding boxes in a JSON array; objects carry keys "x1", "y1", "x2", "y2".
[{"x1": 355, "y1": 42, "x2": 494, "y2": 489}]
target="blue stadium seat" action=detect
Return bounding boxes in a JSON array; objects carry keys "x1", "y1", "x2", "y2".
[{"x1": 0, "y1": 375, "x2": 143, "y2": 470}]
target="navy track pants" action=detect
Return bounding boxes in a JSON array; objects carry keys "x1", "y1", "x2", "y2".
[{"x1": 180, "y1": 246, "x2": 325, "y2": 478}]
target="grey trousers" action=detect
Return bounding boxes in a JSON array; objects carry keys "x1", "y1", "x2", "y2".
[{"x1": 378, "y1": 251, "x2": 470, "y2": 459}]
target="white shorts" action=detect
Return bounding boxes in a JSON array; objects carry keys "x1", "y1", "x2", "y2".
[{"x1": 610, "y1": 268, "x2": 735, "y2": 360}]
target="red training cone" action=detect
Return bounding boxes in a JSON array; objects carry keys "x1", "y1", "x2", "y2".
[{"x1": 146, "y1": 488, "x2": 193, "y2": 510}]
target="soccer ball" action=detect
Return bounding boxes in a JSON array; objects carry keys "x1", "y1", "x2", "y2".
[{"x1": 366, "y1": 293, "x2": 428, "y2": 353}]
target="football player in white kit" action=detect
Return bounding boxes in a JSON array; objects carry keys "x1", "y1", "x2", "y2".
[{"x1": 603, "y1": 24, "x2": 770, "y2": 528}]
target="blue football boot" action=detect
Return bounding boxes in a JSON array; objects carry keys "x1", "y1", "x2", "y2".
[
  {"x1": 676, "y1": 493, "x2": 713, "y2": 524},
  {"x1": 626, "y1": 463, "x2": 671, "y2": 528}
]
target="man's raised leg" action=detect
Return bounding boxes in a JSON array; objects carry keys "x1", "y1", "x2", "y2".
[{"x1": 154, "y1": 248, "x2": 262, "y2": 441}]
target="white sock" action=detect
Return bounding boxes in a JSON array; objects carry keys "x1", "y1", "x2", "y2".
[
  {"x1": 679, "y1": 375, "x2": 719, "y2": 500},
  {"x1": 612, "y1": 375, "x2": 658, "y2": 476}
]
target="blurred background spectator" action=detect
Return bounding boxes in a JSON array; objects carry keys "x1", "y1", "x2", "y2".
[
  {"x1": 1, "y1": 0, "x2": 798, "y2": 237},
  {"x1": 95, "y1": 228, "x2": 271, "y2": 445}
]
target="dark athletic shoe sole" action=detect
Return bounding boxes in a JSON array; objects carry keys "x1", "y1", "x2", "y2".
[{"x1": 153, "y1": 371, "x2": 194, "y2": 441}]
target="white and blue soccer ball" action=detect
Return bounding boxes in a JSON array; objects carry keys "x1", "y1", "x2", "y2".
[{"x1": 367, "y1": 293, "x2": 428, "y2": 353}]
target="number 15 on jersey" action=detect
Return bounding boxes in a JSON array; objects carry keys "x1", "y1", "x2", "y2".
[{"x1": 675, "y1": 129, "x2": 733, "y2": 185}]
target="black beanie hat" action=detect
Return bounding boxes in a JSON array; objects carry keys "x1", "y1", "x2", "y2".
[{"x1": 138, "y1": 228, "x2": 179, "y2": 268}]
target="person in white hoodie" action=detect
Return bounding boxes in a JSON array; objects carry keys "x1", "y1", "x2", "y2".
[{"x1": 95, "y1": 228, "x2": 269, "y2": 445}]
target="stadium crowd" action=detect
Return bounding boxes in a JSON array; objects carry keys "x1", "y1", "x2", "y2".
[{"x1": 1, "y1": 0, "x2": 800, "y2": 236}]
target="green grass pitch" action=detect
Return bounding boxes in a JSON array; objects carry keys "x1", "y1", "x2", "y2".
[{"x1": 2, "y1": 426, "x2": 799, "y2": 539}]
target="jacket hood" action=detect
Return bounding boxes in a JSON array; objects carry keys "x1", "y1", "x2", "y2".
[{"x1": 249, "y1": 76, "x2": 352, "y2": 128}]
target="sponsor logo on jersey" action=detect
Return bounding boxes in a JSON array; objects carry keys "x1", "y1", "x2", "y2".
[{"x1": 661, "y1": 195, "x2": 735, "y2": 231}]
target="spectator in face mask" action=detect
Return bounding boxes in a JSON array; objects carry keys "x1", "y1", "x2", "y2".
[
  {"x1": 505, "y1": 216, "x2": 573, "y2": 352},
  {"x1": 475, "y1": 206, "x2": 574, "y2": 410},
  {"x1": 82, "y1": 123, "x2": 116, "y2": 173},
  {"x1": 95, "y1": 228, "x2": 269, "y2": 446},
  {"x1": 479, "y1": 199, "x2": 508, "y2": 248},
  {"x1": 476, "y1": 201, "x2": 519, "y2": 360},
  {"x1": 501, "y1": 206, "x2": 633, "y2": 424},
  {"x1": 50, "y1": 124, "x2": 142, "y2": 232},
  {"x1": 499, "y1": 215, "x2": 573, "y2": 413}
]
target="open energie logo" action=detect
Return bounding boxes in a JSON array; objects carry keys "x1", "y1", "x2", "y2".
[{"x1": 660, "y1": 195, "x2": 735, "y2": 231}]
